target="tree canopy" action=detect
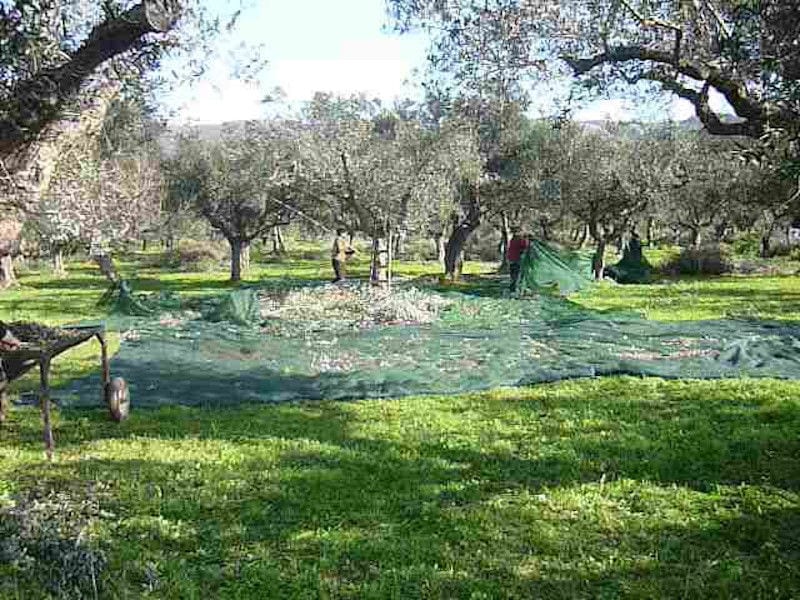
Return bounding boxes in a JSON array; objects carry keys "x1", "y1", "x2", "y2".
[{"x1": 388, "y1": 1, "x2": 800, "y2": 141}]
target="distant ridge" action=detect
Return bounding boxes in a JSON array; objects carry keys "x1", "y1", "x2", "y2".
[{"x1": 158, "y1": 114, "x2": 745, "y2": 154}]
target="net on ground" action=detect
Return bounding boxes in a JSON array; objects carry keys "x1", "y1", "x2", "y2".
[{"x1": 62, "y1": 268, "x2": 800, "y2": 407}]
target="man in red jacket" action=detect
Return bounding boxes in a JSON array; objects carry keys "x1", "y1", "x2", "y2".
[{"x1": 507, "y1": 226, "x2": 530, "y2": 292}]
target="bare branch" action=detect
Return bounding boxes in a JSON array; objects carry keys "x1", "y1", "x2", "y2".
[
  {"x1": 562, "y1": 45, "x2": 791, "y2": 137},
  {"x1": 619, "y1": 0, "x2": 681, "y2": 33}
]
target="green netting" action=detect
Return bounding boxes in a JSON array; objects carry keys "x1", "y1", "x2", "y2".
[
  {"x1": 606, "y1": 237, "x2": 652, "y2": 284},
  {"x1": 100, "y1": 280, "x2": 181, "y2": 317},
  {"x1": 203, "y1": 289, "x2": 261, "y2": 326},
  {"x1": 62, "y1": 279, "x2": 800, "y2": 408},
  {"x1": 517, "y1": 240, "x2": 594, "y2": 295}
]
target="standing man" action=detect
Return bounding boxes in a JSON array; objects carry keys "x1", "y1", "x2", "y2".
[
  {"x1": 331, "y1": 228, "x2": 354, "y2": 283},
  {"x1": 506, "y1": 226, "x2": 530, "y2": 292}
]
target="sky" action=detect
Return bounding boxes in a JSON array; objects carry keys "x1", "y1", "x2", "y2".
[{"x1": 159, "y1": 0, "x2": 730, "y2": 125}]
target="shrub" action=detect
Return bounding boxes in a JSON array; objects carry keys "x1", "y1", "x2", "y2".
[
  {"x1": 790, "y1": 246, "x2": 800, "y2": 261},
  {"x1": 0, "y1": 489, "x2": 107, "y2": 599},
  {"x1": 465, "y1": 228, "x2": 502, "y2": 263},
  {"x1": 661, "y1": 245, "x2": 733, "y2": 276},
  {"x1": 767, "y1": 242, "x2": 794, "y2": 258},
  {"x1": 146, "y1": 240, "x2": 227, "y2": 270},
  {"x1": 731, "y1": 233, "x2": 762, "y2": 258},
  {"x1": 402, "y1": 238, "x2": 438, "y2": 262}
]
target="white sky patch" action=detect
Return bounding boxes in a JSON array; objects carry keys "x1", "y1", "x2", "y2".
[
  {"x1": 266, "y1": 57, "x2": 417, "y2": 102},
  {"x1": 159, "y1": 0, "x2": 428, "y2": 123},
  {"x1": 574, "y1": 99, "x2": 634, "y2": 122},
  {"x1": 670, "y1": 88, "x2": 735, "y2": 121},
  {"x1": 166, "y1": 75, "x2": 267, "y2": 125},
  {"x1": 158, "y1": 0, "x2": 740, "y2": 126}
]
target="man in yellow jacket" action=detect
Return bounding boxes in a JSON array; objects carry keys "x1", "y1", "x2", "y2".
[{"x1": 331, "y1": 228, "x2": 355, "y2": 282}]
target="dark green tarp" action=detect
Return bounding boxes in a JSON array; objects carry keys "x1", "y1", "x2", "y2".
[
  {"x1": 606, "y1": 236, "x2": 652, "y2": 284},
  {"x1": 64, "y1": 280, "x2": 800, "y2": 407},
  {"x1": 517, "y1": 240, "x2": 594, "y2": 295}
]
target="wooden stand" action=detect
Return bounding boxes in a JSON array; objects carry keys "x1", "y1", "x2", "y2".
[{"x1": 0, "y1": 324, "x2": 109, "y2": 460}]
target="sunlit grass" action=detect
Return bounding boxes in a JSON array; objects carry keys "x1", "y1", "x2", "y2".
[
  {"x1": 1, "y1": 379, "x2": 798, "y2": 598},
  {"x1": 1, "y1": 244, "x2": 799, "y2": 598},
  {"x1": 574, "y1": 275, "x2": 800, "y2": 321}
]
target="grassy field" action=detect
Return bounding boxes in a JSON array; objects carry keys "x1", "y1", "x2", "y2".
[{"x1": 1, "y1": 247, "x2": 799, "y2": 599}]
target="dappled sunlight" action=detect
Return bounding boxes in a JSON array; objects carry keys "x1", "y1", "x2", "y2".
[{"x1": 2, "y1": 378, "x2": 798, "y2": 596}]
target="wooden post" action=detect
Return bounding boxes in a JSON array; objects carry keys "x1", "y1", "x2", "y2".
[
  {"x1": 98, "y1": 331, "x2": 110, "y2": 406},
  {"x1": 387, "y1": 228, "x2": 393, "y2": 290},
  {"x1": 39, "y1": 356, "x2": 53, "y2": 460},
  {"x1": 0, "y1": 380, "x2": 8, "y2": 426}
]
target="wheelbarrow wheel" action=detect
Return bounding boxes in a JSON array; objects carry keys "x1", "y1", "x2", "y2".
[{"x1": 106, "y1": 377, "x2": 130, "y2": 422}]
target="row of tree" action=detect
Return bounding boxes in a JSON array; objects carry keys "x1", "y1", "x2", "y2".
[
  {"x1": 3, "y1": 1, "x2": 799, "y2": 285},
  {"x1": 25, "y1": 87, "x2": 799, "y2": 284}
]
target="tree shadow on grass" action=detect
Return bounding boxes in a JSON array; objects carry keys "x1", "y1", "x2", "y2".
[{"x1": 6, "y1": 382, "x2": 800, "y2": 597}]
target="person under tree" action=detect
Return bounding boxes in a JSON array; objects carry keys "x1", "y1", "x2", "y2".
[
  {"x1": 331, "y1": 228, "x2": 355, "y2": 283},
  {"x1": 506, "y1": 226, "x2": 529, "y2": 292}
]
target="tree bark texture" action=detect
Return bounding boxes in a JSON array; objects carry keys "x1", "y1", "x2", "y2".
[
  {"x1": 592, "y1": 239, "x2": 607, "y2": 281},
  {"x1": 443, "y1": 182, "x2": 481, "y2": 279},
  {"x1": 93, "y1": 254, "x2": 119, "y2": 284},
  {"x1": 577, "y1": 223, "x2": 590, "y2": 249},
  {"x1": 0, "y1": 1, "x2": 182, "y2": 159},
  {"x1": 228, "y1": 238, "x2": 251, "y2": 282},
  {"x1": 690, "y1": 228, "x2": 702, "y2": 249},
  {"x1": 0, "y1": 255, "x2": 15, "y2": 288},
  {"x1": 229, "y1": 239, "x2": 243, "y2": 282},
  {"x1": 271, "y1": 226, "x2": 286, "y2": 255},
  {"x1": 498, "y1": 212, "x2": 510, "y2": 274},
  {"x1": 52, "y1": 246, "x2": 66, "y2": 277},
  {"x1": 444, "y1": 227, "x2": 475, "y2": 279},
  {"x1": 370, "y1": 237, "x2": 390, "y2": 286}
]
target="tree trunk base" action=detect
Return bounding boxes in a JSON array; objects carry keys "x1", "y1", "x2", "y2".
[
  {"x1": 53, "y1": 249, "x2": 67, "y2": 278},
  {"x1": 93, "y1": 254, "x2": 118, "y2": 284},
  {"x1": 0, "y1": 255, "x2": 17, "y2": 288}
]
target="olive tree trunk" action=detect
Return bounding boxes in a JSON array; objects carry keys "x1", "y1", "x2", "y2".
[
  {"x1": 0, "y1": 0, "x2": 181, "y2": 159},
  {"x1": 444, "y1": 225, "x2": 476, "y2": 280},
  {"x1": 498, "y1": 212, "x2": 510, "y2": 274},
  {"x1": 645, "y1": 217, "x2": 655, "y2": 247},
  {"x1": 52, "y1": 246, "x2": 66, "y2": 277},
  {"x1": 433, "y1": 232, "x2": 446, "y2": 263},
  {"x1": 443, "y1": 183, "x2": 481, "y2": 280},
  {"x1": 370, "y1": 236, "x2": 390, "y2": 287},
  {"x1": 271, "y1": 226, "x2": 286, "y2": 255},
  {"x1": 228, "y1": 238, "x2": 250, "y2": 282},
  {"x1": 592, "y1": 239, "x2": 607, "y2": 281},
  {"x1": 761, "y1": 232, "x2": 772, "y2": 258},
  {"x1": 690, "y1": 227, "x2": 702, "y2": 249},
  {"x1": 0, "y1": 255, "x2": 15, "y2": 288}
]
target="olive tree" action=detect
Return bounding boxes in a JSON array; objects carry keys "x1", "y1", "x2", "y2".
[
  {"x1": 168, "y1": 122, "x2": 301, "y2": 282},
  {"x1": 298, "y1": 95, "x2": 480, "y2": 282},
  {"x1": 390, "y1": 1, "x2": 800, "y2": 141}
]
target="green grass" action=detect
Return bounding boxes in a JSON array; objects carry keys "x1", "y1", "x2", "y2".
[
  {"x1": 573, "y1": 275, "x2": 800, "y2": 321},
  {"x1": 2, "y1": 380, "x2": 798, "y2": 598},
  {"x1": 1, "y1": 246, "x2": 800, "y2": 598}
]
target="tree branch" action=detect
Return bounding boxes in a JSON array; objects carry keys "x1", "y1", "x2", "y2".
[
  {"x1": 562, "y1": 44, "x2": 792, "y2": 137},
  {"x1": 619, "y1": 0, "x2": 681, "y2": 33},
  {"x1": 645, "y1": 73, "x2": 754, "y2": 136},
  {"x1": 0, "y1": 0, "x2": 181, "y2": 156}
]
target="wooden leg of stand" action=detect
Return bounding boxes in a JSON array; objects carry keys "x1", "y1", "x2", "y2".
[
  {"x1": 98, "y1": 332, "x2": 110, "y2": 406},
  {"x1": 40, "y1": 357, "x2": 53, "y2": 460},
  {"x1": 0, "y1": 383, "x2": 8, "y2": 426}
]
